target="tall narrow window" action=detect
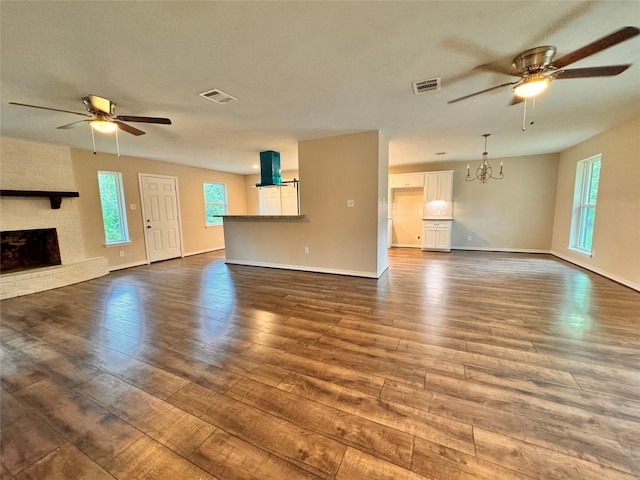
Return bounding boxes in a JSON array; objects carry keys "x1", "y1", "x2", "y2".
[
  {"x1": 570, "y1": 155, "x2": 601, "y2": 254},
  {"x1": 98, "y1": 171, "x2": 129, "y2": 244},
  {"x1": 203, "y1": 182, "x2": 227, "y2": 226}
]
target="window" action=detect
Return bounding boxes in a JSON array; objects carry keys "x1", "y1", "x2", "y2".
[
  {"x1": 570, "y1": 155, "x2": 601, "y2": 254},
  {"x1": 98, "y1": 171, "x2": 129, "y2": 244},
  {"x1": 204, "y1": 182, "x2": 227, "y2": 226}
]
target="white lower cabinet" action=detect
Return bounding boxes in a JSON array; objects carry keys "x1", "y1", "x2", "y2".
[{"x1": 422, "y1": 221, "x2": 451, "y2": 251}]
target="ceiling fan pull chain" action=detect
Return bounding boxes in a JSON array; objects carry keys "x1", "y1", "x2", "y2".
[
  {"x1": 90, "y1": 126, "x2": 97, "y2": 154},
  {"x1": 522, "y1": 97, "x2": 528, "y2": 132},
  {"x1": 530, "y1": 97, "x2": 536, "y2": 125},
  {"x1": 115, "y1": 128, "x2": 121, "y2": 158}
]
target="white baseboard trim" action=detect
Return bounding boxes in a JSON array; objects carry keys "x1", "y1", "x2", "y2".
[
  {"x1": 224, "y1": 258, "x2": 380, "y2": 278},
  {"x1": 452, "y1": 246, "x2": 551, "y2": 254},
  {"x1": 390, "y1": 244, "x2": 422, "y2": 248},
  {"x1": 183, "y1": 247, "x2": 225, "y2": 257},
  {"x1": 551, "y1": 250, "x2": 640, "y2": 292},
  {"x1": 377, "y1": 264, "x2": 389, "y2": 277},
  {"x1": 109, "y1": 260, "x2": 149, "y2": 272}
]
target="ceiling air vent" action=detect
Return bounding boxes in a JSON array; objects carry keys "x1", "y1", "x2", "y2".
[
  {"x1": 412, "y1": 77, "x2": 441, "y2": 95},
  {"x1": 198, "y1": 88, "x2": 238, "y2": 104}
]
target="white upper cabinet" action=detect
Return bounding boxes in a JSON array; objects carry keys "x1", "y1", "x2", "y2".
[
  {"x1": 424, "y1": 171, "x2": 453, "y2": 202},
  {"x1": 258, "y1": 183, "x2": 299, "y2": 215},
  {"x1": 423, "y1": 171, "x2": 453, "y2": 219},
  {"x1": 390, "y1": 173, "x2": 424, "y2": 189}
]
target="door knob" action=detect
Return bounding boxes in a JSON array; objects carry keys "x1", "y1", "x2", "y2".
[{"x1": 147, "y1": 225, "x2": 151, "y2": 229}]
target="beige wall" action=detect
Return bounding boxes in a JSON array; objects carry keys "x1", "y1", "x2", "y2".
[
  {"x1": 390, "y1": 188, "x2": 423, "y2": 246},
  {"x1": 224, "y1": 131, "x2": 388, "y2": 277},
  {"x1": 71, "y1": 148, "x2": 247, "y2": 270},
  {"x1": 244, "y1": 170, "x2": 300, "y2": 215},
  {"x1": 551, "y1": 116, "x2": 640, "y2": 289},
  {"x1": 390, "y1": 154, "x2": 559, "y2": 251}
]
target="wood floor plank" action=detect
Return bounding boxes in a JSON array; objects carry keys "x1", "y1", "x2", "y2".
[
  {"x1": 227, "y1": 376, "x2": 415, "y2": 469},
  {"x1": 316, "y1": 334, "x2": 466, "y2": 379},
  {"x1": 167, "y1": 338, "x2": 290, "y2": 387},
  {"x1": 2, "y1": 248, "x2": 638, "y2": 478},
  {"x1": 191, "y1": 429, "x2": 322, "y2": 480},
  {"x1": 335, "y1": 447, "x2": 428, "y2": 480},
  {"x1": 463, "y1": 364, "x2": 640, "y2": 422},
  {"x1": 278, "y1": 371, "x2": 476, "y2": 456},
  {"x1": 76, "y1": 373, "x2": 216, "y2": 457},
  {"x1": 241, "y1": 342, "x2": 385, "y2": 397},
  {"x1": 0, "y1": 390, "x2": 66, "y2": 475},
  {"x1": 411, "y1": 436, "x2": 534, "y2": 480},
  {"x1": 13, "y1": 378, "x2": 143, "y2": 466},
  {"x1": 167, "y1": 381, "x2": 347, "y2": 478},
  {"x1": 474, "y1": 428, "x2": 638, "y2": 480},
  {"x1": 13, "y1": 443, "x2": 115, "y2": 480},
  {"x1": 104, "y1": 436, "x2": 216, "y2": 480},
  {"x1": 381, "y1": 379, "x2": 640, "y2": 475}
]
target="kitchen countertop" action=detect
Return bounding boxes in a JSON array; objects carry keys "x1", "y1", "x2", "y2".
[{"x1": 221, "y1": 215, "x2": 306, "y2": 219}]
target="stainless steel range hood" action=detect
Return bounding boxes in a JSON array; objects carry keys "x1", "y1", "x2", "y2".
[{"x1": 256, "y1": 150, "x2": 282, "y2": 187}]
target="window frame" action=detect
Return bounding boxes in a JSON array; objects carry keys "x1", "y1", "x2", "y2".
[
  {"x1": 203, "y1": 182, "x2": 228, "y2": 227},
  {"x1": 97, "y1": 170, "x2": 130, "y2": 245},
  {"x1": 569, "y1": 154, "x2": 601, "y2": 255}
]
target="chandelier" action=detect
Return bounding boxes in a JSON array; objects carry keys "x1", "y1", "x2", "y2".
[{"x1": 466, "y1": 133, "x2": 503, "y2": 184}]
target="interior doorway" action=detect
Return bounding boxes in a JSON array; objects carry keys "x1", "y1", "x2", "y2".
[{"x1": 139, "y1": 174, "x2": 183, "y2": 263}]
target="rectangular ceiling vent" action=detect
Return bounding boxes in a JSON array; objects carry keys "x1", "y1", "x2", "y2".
[
  {"x1": 412, "y1": 77, "x2": 441, "y2": 95},
  {"x1": 198, "y1": 88, "x2": 238, "y2": 104}
]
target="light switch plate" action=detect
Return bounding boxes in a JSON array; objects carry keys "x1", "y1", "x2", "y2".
[{"x1": 346, "y1": 199, "x2": 355, "y2": 208}]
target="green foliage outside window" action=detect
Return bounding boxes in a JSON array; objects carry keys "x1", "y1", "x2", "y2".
[
  {"x1": 204, "y1": 183, "x2": 227, "y2": 225},
  {"x1": 98, "y1": 172, "x2": 128, "y2": 244},
  {"x1": 572, "y1": 156, "x2": 600, "y2": 253}
]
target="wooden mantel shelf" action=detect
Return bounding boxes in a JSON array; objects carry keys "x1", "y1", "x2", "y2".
[{"x1": 0, "y1": 190, "x2": 80, "y2": 209}]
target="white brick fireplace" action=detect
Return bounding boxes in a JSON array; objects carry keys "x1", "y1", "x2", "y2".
[{"x1": 0, "y1": 137, "x2": 108, "y2": 299}]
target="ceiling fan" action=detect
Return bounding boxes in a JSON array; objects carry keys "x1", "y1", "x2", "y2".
[
  {"x1": 448, "y1": 26, "x2": 640, "y2": 105},
  {"x1": 9, "y1": 94, "x2": 171, "y2": 136}
]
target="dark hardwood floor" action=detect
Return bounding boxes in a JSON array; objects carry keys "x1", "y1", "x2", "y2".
[{"x1": 1, "y1": 248, "x2": 639, "y2": 479}]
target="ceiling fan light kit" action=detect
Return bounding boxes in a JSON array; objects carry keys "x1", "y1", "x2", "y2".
[
  {"x1": 513, "y1": 73, "x2": 550, "y2": 98},
  {"x1": 8, "y1": 94, "x2": 172, "y2": 156},
  {"x1": 90, "y1": 120, "x2": 118, "y2": 134},
  {"x1": 447, "y1": 26, "x2": 639, "y2": 105}
]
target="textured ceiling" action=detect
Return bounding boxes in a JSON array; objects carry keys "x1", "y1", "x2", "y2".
[{"x1": 1, "y1": 1, "x2": 639, "y2": 174}]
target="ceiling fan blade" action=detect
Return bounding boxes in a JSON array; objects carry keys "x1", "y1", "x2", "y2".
[
  {"x1": 552, "y1": 26, "x2": 640, "y2": 69},
  {"x1": 474, "y1": 62, "x2": 518, "y2": 76},
  {"x1": 553, "y1": 64, "x2": 631, "y2": 79},
  {"x1": 114, "y1": 121, "x2": 145, "y2": 136},
  {"x1": 9, "y1": 102, "x2": 91, "y2": 117},
  {"x1": 86, "y1": 95, "x2": 114, "y2": 115},
  {"x1": 448, "y1": 81, "x2": 518, "y2": 104},
  {"x1": 57, "y1": 120, "x2": 90, "y2": 129},
  {"x1": 115, "y1": 115, "x2": 172, "y2": 125},
  {"x1": 508, "y1": 96, "x2": 524, "y2": 106}
]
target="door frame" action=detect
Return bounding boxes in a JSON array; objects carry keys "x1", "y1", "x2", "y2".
[{"x1": 138, "y1": 173, "x2": 185, "y2": 264}]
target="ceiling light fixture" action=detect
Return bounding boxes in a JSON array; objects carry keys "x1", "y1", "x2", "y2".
[
  {"x1": 466, "y1": 134, "x2": 503, "y2": 184},
  {"x1": 90, "y1": 120, "x2": 118, "y2": 133},
  {"x1": 513, "y1": 72, "x2": 550, "y2": 98}
]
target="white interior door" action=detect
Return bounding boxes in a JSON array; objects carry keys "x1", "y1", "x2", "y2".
[{"x1": 140, "y1": 174, "x2": 182, "y2": 263}]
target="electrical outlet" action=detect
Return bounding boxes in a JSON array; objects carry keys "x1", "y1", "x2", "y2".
[
  {"x1": 467, "y1": 235, "x2": 473, "y2": 241},
  {"x1": 119, "y1": 250, "x2": 125, "y2": 257},
  {"x1": 304, "y1": 246, "x2": 309, "y2": 254}
]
